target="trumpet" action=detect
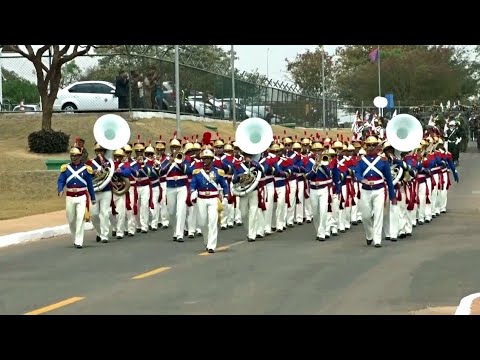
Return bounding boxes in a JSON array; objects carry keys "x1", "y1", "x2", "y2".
[{"x1": 172, "y1": 150, "x2": 185, "y2": 164}]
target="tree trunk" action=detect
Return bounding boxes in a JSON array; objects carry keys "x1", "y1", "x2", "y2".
[{"x1": 40, "y1": 63, "x2": 62, "y2": 131}]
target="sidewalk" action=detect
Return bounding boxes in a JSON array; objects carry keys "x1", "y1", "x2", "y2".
[{"x1": 0, "y1": 210, "x2": 92, "y2": 248}]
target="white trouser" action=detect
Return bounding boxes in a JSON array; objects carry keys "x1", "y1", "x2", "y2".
[
  {"x1": 327, "y1": 193, "x2": 340, "y2": 235},
  {"x1": 111, "y1": 193, "x2": 126, "y2": 237},
  {"x1": 309, "y1": 187, "x2": 329, "y2": 238},
  {"x1": 149, "y1": 185, "x2": 160, "y2": 229},
  {"x1": 430, "y1": 173, "x2": 440, "y2": 216},
  {"x1": 398, "y1": 185, "x2": 409, "y2": 236},
  {"x1": 274, "y1": 185, "x2": 287, "y2": 230},
  {"x1": 91, "y1": 190, "x2": 112, "y2": 241},
  {"x1": 126, "y1": 186, "x2": 136, "y2": 235},
  {"x1": 135, "y1": 185, "x2": 150, "y2": 232},
  {"x1": 221, "y1": 180, "x2": 235, "y2": 227},
  {"x1": 196, "y1": 197, "x2": 219, "y2": 250},
  {"x1": 360, "y1": 187, "x2": 385, "y2": 245},
  {"x1": 351, "y1": 183, "x2": 362, "y2": 222},
  {"x1": 304, "y1": 195, "x2": 312, "y2": 221},
  {"x1": 234, "y1": 196, "x2": 242, "y2": 224},
  {"x1": 260, "y1": 182, "x2": 275, "y2": 233},
  {"x1": 295, "y1": 178, "x2": 305, "y2": 223},
  {"x1": 159, "y1": 181, "x2": 169, "y2": 226},
  {"x1": 186, "y1": 203, "x2": 200, "y2": 235},
  {"x1": 66, "y1": 194, "x2": 87, "y2": 246},
  {"x1": 239, "y1": 190, "x2": 259, "y2": 240},
  {"x1": 424, "y1": 178, "x2": 433, "y2": 221},
  {"x1": 166, "y1": 186, "x2": 188, "y2": 239},
  {"x1": 415, "y1": 182, "x2": 425, "y2": 222},
  {"x1": 383, "y1": 194, "x2": 400, "y2": 239},
  {"x1": 438, "y1": 171, "x2": 449, "y2": 212},
  {"x1": 339, "y1": 184, "x2": 351, "y2": 231},
  {"x1": 286, "y1": 179, "x2": 297, "y2": 225}
]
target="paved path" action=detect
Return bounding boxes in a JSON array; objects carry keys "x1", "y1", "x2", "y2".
[{"x1": 2, "y1": 144, "x2": 479, "y2": 315}]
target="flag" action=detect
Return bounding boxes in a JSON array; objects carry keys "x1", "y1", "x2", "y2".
[{"x1": 368, "y1": 48, "x2": 379, "y2": 63}]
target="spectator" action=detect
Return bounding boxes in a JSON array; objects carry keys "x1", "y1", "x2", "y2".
[{"x1": 115, "y1": 70, "x2": 129, "y2": 109}]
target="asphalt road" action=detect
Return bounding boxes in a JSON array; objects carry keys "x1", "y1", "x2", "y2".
[{"x1": 2, "y1": 144, "x2": 480, "y2": 315}]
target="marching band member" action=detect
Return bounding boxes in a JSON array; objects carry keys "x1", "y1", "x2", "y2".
[
  {"x1": 272, "y1": 141, "x2": 292, "y2": 232},
  {"x1": 435, "y1": 138, "x2": 459, "y2": 214},
  {"x1": 301, "y1": 136, "x2": 313, "y2": 223},
  {"x1": 354, "y1": 135, "x2": 397, "y2": 247},
  {"x1": 415, "y1": 139, "x2": 433, "y2": 225},
  {"x1": 190, "y1": 149, "x2": 229, "y2": 253},
  {"x1": 306, "y1": 143, "x2": 340, "y2": 241},
  {"x1": 255, "y1": 140, "x2": 279, "y2": 237},
  {"x1": 336, "y1": 141, "x2": 356, "y2": 233},
  {"x1": 87, "y1": 143, "x2": 113, "y2": 243},
  {"x1": 325, "y1": 146, "x2": 340, "y2": 237},
  {"x1": 221, "y1": 141, "x2": 236, "y2": 229},
  {"x1": 144, "y1": 143, "x2": 161, "y2": 231},
  {"x1": 184, "y1": 141, "x2": 200, "y2": 238},
  {"x1": 123, "y1": 144, "x2": 139, "y2": 236},
  {"x1": 398, "y1": 150, "x2": 417, "y2": 238},
  {"x1": 232, "y1": 141, "x2": 243, "y2": 226},
  {"x1": 381, "y1": 142, "x2": 407, "y2": 241},
  {"x1": 292, "y1": 140, "x2": 307, "y2": 226},
  {"x1": 57, "y1": 145, "x2": 96, "y2": 249},
  {"x1": 232, "y1": 151, "x2": 270, "y2": 242},
  {"x1": 155, "y1": 139, "x2": 170, "y2": 229},
  {"x1": 110, "y1": 148, "x2": 132, "y2": 240},
  {"x1": 159, "y1": 133, "x2": 191, "y2": 242},
  {"x1": 331, "y1": 138, "x2": 348, "y2": 234},
  {"x1": 350, "y1": 140, "x2": 363, "y2": 224},
  {"x1": 283, "y1": 135, "x2": 299, "y2": 228},
  {"x1": 132, "y1": 140, "x2": 151, "y2": 234}
]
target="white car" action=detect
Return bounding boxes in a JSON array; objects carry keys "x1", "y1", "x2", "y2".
[{"x1": 53, "y1": 81, "x2": 118, "y2": 112}]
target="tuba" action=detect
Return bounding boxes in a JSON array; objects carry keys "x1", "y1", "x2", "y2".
[
  {"x1": 231, "y1": 117, "x2": 273, "y2": 197},
  {"x1": 92, "y1": 114, "x2": 131, "y2": 193},
  {"x1": 385, "y1": 113, "x2": 423, "y2": 185}
]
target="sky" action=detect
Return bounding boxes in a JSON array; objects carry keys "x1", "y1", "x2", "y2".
[{"x1": 221, "y1": 45, "x2": 340, "y2": 83}]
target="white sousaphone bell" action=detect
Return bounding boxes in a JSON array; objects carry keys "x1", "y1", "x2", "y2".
[
  {"x1": 385, "y1": 113, "x2": 423, "y2": 185},
  {"x1": 92, "y1": 114, "x2": 131, "y2": 192},
  {"x1": 231, "y1": 117, "x2": 274, "y2": 197}
]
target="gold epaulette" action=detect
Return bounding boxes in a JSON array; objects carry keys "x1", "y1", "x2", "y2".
[
  {"x1": 192, "y1": 168, "x2": 201, "y2": 175},
  {"x1": 86, "y1": 165, "x2": 94, "y2": 174},
  {"x1": 60, "y1": 164, "x2": 68, "y2": 172},
  {"x1": 217, "y1": 169, "x2": 225, "y2": 176}
]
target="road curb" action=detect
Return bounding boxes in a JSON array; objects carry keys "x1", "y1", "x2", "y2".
[
  {"x1": 0, "y1": 223, "x2": 93, "y2": 249},
  {"x1": 455, "y1": 293, "x2": 480, "y2": 315}
]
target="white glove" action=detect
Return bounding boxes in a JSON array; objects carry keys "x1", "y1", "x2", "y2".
[
  {"x1": 455, "y1": 138, "x2": 462, "y2": 145},
  {"x1": 190, "y1": 191, "x2": 198, "y2": 202}
]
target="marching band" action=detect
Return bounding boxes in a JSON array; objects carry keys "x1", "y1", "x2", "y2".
[{"x1": 57, "y1": 114, "x2": 460, "y2": 252}]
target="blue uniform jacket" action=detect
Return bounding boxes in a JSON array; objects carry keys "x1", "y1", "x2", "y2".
[
  {"x1": 190, "y1": 167, "x2": 229, "y2": 198},
  {"x1": 57, "y1": 162, "x2": 96, "y2": 201},
  {"x1": 354, "y1": 155, "x2": 396, "y2": 200}
]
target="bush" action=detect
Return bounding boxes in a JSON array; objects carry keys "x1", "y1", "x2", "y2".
[{"x1": 28, "y1": 130, "x2": 70, "y2": 153}]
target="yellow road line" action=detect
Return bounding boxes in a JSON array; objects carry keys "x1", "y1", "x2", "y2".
[
  {"x1": 132, "y1": 266, "x2": 171, "y2": 280},
  {"x1": 24, "y1": 297, "x2": 85, "y2": 315},
  {"x1": 199, "y1": 240, "x2": 245, "y2": 256}
]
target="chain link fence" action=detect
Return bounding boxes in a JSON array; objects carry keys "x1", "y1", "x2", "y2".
[{"x1": 0, "y1": 51, "x2": 339, "y2": 129}]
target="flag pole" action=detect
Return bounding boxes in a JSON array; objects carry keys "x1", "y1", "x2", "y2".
[{"x1": 377, "y1": 45, "x2": 382, "y2": 116}]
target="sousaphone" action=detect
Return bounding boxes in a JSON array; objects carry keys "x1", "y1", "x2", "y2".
[{"x1": 92, "y1": 114, "x2": 131, "y2": 195}]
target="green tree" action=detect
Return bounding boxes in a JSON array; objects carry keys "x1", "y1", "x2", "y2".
[
  {"x1": 333, "y1": 45, "x2": 478, "y2": 107},
  {"x1": 1, "y1": 45, "x2": 93, "y2": 130},
  {"x1": 285, "y1": 46, "x2": 335, "y2": 96},
  {"x1": 61, "y1": 60, "x2": 83, "y2": 87},
  {"x1": 2, "y1": 69, "x2": 39, "y2": 104}
]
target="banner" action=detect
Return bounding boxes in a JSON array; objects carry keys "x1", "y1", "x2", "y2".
[{"x1": 385, "y1": 93, "x2": 394, "y2": 108}]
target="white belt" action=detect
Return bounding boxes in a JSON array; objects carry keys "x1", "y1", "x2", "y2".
[
  {"x1": 365, "y1": 179, "x2": 384, "y2": 185},
  {"x1": 431, "y1": 167, "x2": 441, "y2": 171},
  {"x1": 151, "y1": 179, "x2": 159, "y2": 185},
  {"x1": 198, "y1": 190, "x2": 218, "y2": 196},
  {"x1": 310, "y1": 179, "x2": 332, "y2": 186},
  {"x1": 136, "y1": 176, "x2": 149, "y2": 181},
  {"x1": 166, "y1": 175, "x2": 188, "y2": 181},
  {"x1": 67, "y1": 187, "x2": 87, "y2": 192},
  {"x1": 417, "y1": 174, "x2": 426, "y2": 178},
  {"x1": 274, "y1": 177, "x2": 286, "y2": 181}
]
